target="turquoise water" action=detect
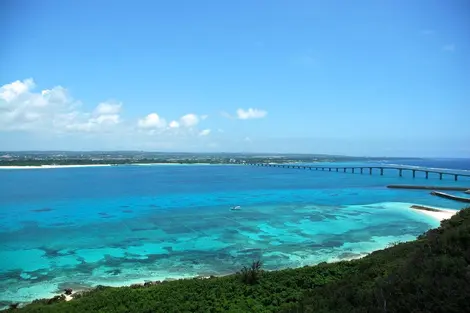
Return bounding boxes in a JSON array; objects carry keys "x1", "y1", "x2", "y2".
[{"x1": 1, "y1": 161, "x2": 469, "y2": 305}]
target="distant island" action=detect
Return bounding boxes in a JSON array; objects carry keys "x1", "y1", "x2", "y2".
[{"x1": 0, "y1": 151, "x2": 420, "y2": 167}]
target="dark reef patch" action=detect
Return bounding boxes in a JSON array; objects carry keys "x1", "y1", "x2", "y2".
[
  {"x1": 50, "y1": 222, "x2": 74, "y2": 227},
  {"x1": 105, "y1": 269, "x2": 122, "y2": 276},
  {"x1": 31, "y1": 208, "x2": 54, "y2": 213},
  {"x1": 163, "y1": 246, "x2": 173, "y2": 253},
  {"x1": 39, "y1": 247, "x2": 63, "y2": 258}
]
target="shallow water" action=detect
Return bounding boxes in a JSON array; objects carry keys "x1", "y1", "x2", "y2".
[{"x1": 0, "y1": 161, "x2": 469, "y2": 304}]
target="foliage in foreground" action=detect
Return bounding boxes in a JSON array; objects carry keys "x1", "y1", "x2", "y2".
[
  {"x1": 238, "y1": 260, "x2": 263, "y2": 285},
  {"x1": 5, "y1": 207, "x2": 470, "y2": 313}
]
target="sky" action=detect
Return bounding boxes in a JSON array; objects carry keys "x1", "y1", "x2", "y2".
[{"x1": 1, "y1": 0, "x2": 469, "y2": 157}]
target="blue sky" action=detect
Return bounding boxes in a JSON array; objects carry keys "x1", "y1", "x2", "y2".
[{"x1": 1, "y1": 0, "x2": 469, "y2": 156}]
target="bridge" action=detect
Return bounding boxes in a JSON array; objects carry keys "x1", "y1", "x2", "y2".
[{"x1": 245, "y1": 163, "x2": 470, "y2": 181}]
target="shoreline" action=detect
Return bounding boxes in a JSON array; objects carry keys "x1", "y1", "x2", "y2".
[
  {"x1": 0, "y1": 163, "x2": 242, "y2": 170},
  {"x1": 409, "y1": 203, "x2": 458, "y2": 221},
  {"x1": 2, "y1": 252, "x2": 373, "y2": 309},
  {"x1": 0, "y1": 201, "x2": 459, "y2": 308},
  {"x1": 0, "y1": 164, "x2": 112, "y2": 170}
]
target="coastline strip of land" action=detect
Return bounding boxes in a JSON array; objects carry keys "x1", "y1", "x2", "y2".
[{"x1": 0, "y1": 163, "x2": 238, "y2": 169}]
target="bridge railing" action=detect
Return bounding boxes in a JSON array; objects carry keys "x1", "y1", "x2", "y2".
[{"x1": 245, "y1": 163, "x2": 470, "y2": 181}]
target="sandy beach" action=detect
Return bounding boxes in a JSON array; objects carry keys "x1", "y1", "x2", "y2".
[
  {"x1": 0, "y1": 164, "x2": 112, "y2": 170},
  {"x1": 0, "y1": 163, "x2": 240, "y2": 169},
  {"x1": 410, "y1": 204, "x2": 458, "y2": 221}
]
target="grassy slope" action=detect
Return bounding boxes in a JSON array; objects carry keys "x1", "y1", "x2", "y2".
[{"x1": 7, "y1": 208, "x2": 470, "y2": 313}]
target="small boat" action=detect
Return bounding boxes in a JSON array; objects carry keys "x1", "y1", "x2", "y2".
[{"x1": 231, "y1": 205, "x2": 241, "y2": 211}]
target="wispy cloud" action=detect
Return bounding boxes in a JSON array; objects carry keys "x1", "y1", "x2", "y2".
[
  {"x1": 198, "y1": 129, "x2": 211, "y2": 136},
  {"x1": 222, "y1": 108, "x2": 268, "y2": 120},
  {"x1": 442, "y1": 44, "x2": 455, "y2": 52},
  {"x1": 236, "y1": 108, "x2": 267, "y2": 120}
]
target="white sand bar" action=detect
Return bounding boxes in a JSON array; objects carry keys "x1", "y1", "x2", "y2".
[
  {"x1": 410, "y1": 204, "x2": 458, "y2": 221},
  {"x1": 0, "y1": 164, "x2": 112, "y2": 170}
]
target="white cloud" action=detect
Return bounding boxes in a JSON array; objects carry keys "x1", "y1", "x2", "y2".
[
  {"x1": 0, "y1": 79, "x2": 125, "y2": 133},
  {"x1": 200, "y1": 114, "x2": 208, "y2": 120},
  {"x1": 1, "y1": 79, "x2": 78, "y2": 131},
  {"x1": 236, "y1": 108, "x2": 267, "y2": 120},
  {"x1": 180, "y1": 113, "x2": 199, "y2": 127},
  {"x1": 0, "y1": 78, "x2": 35, "y2": 102},
  {"x1": 94, "y1": 102, "x2": 122, "y2": 115},
  {"x1": 137, "y1": 113, "x2": 166, "y2": 129},
  {"x1": 443, "y1": 44, "x2": 455, "y2": 52},
  {"x1": 0, "y1": 78, "x2": 214, "y2": 148},
  {"x1": 199, "y1": 129, "x2": 211, "y2": 136},
  {"x1": 55, "y1": 102, "x2": 122, "y2": 133},
  {"x1": 169, "y1": 120, "x2": 180, "y2": 128}
]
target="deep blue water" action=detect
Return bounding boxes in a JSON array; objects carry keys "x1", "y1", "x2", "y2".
[{"x1": 0, "y1": 160, "x2": 469, "y2": 305}]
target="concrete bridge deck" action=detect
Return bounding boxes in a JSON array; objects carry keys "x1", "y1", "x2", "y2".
[{"x1": 246, "y1": 163, "x2": 470, "y2": 181}]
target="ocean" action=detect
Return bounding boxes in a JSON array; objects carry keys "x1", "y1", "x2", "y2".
[{"x1": 0, "y1": 159, "x2": 469, "y2": 305}]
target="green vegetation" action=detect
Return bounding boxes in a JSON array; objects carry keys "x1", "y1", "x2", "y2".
[
  {"x1": 0, "y1": 158, "x2": 233, "y2": 166},
  {"x1": 5, "y1": 207, "x2": 470, "y2": 313},
  {"x1": 238, "y1": 260, "x2": 263, "y2": 285},
  {"x1": 0, "y1": 151, "x2": 412, "y2": 167}
]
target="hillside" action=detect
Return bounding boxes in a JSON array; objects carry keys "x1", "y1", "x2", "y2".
[{"x1": 5, "y1": 207, "x2": 470, "y2": 313}]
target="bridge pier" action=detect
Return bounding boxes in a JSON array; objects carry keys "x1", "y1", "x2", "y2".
[{"x1": 250, "y1": 164, "x2": 469, "y2": 181}]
